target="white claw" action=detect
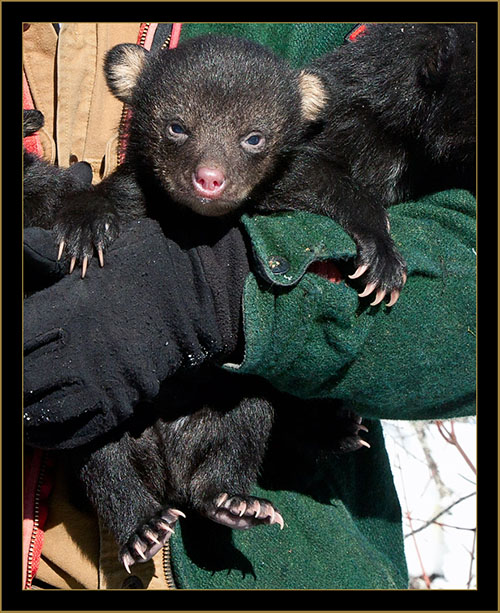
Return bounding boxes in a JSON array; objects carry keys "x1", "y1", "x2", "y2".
[
  {"x1": 81, "y1": 256, "x2": 88, "y2": 279},
  {"x1": 386, "y1": 289, "x2": 400, "y2": 307},
  {"x1": 358, "y1": 282, "x2": 377, "y2": 298},
  {"x1": 349, "y1": 264, "x2": 369, "y2": 279},
  {"x1": 168, "y1": 508, "x2": 186, "y2": 519},
  {"x1": 215, "y1": 493, "x2": 229, "y2": 508},
  {"x1": 57, "y1": 241, "x2": 65, "y2": 261},
  {"x1": 144, "y1": 530, "x2": 161, "y2": 545},
  {"x1": 370, "y1": 289, "x2": 386, "y2": 306},
  {"x1": 157, "y1": 520, "x2": 175, "y2": 534},
  {"x1": 253, "y1": 501, "x2": 262, "y2": 519},
  {"x1": 274, "y1": 512, "x2": 285, "y2": 530},
  {"x1": 69, "y1": 256, "x2": 77, "y2": 274},
  {"x1": 122, "y1": 553, "x2": 134, "y2": 574},
  {"x1": 359, "y1": 439, "x2": 371, "y2": 449},
  {"x1": 133, "y1": 542, "x2": 146, "y2": 559}
]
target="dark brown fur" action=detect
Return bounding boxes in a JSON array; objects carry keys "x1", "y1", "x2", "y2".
[{"x1": 26, "y1": 37, "x2": 366, "y2": 572}]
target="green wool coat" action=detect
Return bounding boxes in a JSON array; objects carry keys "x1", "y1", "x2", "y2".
[{"x1": 168, "y1": 23, "x2": 476, "y2": 590}]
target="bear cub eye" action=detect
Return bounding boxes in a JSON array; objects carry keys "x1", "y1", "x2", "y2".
[
  {"x1": 167, "y1": 122, "x2": 188, "y2": 140},
  {"x1": 241, "y1": 131, "x2": 266, "y2": 152}
]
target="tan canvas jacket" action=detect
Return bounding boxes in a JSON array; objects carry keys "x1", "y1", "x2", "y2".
[
  {"x1": 23, "y1": 23, "x2": 139, "y2": 181},
  {"x1": 24, "y1": 22, "x2": 173, "y2": 589}
]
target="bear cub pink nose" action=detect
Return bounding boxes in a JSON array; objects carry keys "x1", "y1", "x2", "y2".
[{"x1": 192, "y1": 166, "x2": 226, "y2": 199}]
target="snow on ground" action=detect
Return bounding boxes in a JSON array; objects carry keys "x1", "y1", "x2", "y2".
[{"x1": 382, "y1": 418, "x2": 477, "y2": 589}]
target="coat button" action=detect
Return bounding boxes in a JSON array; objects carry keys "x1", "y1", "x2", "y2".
[
  {"x1": 122, "y1": 574, "x2": 144, "y2": 589},
  {"x1": 268, "y1": 256, "x2": 290, "y2": 274}
]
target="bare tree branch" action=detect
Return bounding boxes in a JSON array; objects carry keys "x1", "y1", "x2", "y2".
[
  {"x1": 404, "y1": 492, "x2": 476, "y2": 539},
  {"x1": 436, "y1": 420, "x2": 477, "y2": 475}
]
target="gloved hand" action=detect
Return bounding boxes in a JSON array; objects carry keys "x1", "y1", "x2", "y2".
[{"x1": 24, "y1": 218, "x2": 248, "y2": 449}]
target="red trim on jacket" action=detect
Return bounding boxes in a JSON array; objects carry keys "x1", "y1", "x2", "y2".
[
  {"x1": 118, "y1": 23, "x2": 181, "y2": 165},
  {"x1": 23, "y1": 449, "x2": 55, "y2": 589},
  {"x1": 346, "y1": 23, "x2": 368, "y2": 43},
  {"x1": 23, "y1": 71, "x2": 53, "y2": 588},
  {"x1": 171, "y1": 23, "x2": 182, "y2": 48},
  {"x1": 23, "y1": 23, "x2": 182, "y2": 588}
]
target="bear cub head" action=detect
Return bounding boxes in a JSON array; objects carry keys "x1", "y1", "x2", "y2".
[{"x1": 105, "y1": 35, "x2": 326, "y2": 216}]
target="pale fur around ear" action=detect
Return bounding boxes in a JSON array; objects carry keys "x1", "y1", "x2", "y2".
[
  {"x1": 104, "y1": 44, "x2": 149, "y2": 104},
  {"x1": 298, "y1": 71, "x2": 328, "y2": 121}
]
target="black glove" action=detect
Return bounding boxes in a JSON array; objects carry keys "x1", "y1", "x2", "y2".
[
  {"x1": 24, "y1": 218, "x2": 249, "y2": 449},
  {"x1": 24, "y1": 227, "x2": 67, "y2": 292}
]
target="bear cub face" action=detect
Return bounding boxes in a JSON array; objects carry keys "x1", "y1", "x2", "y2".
[{"x1": 105, "y1": 35, "x2": 326, "y2": 216}]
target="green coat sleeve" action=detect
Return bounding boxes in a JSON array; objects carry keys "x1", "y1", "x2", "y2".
[{"x1": 226, "y1": 189, "x2": 476, "y2": 421}]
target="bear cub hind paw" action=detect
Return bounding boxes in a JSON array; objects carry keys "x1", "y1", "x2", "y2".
[
  {"x1": 207, "y1": 493, "x2": 284, "y2": 530},
  {"x1": 120, "y1": 507, "x2": 186, "y2": 573}
]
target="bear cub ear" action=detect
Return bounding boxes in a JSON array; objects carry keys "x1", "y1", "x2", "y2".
[
  {"x1": 104, "y1": 43, "x2": 149, "y2": 104},
  {"x1": 298, "y1": 71, "x2": 328, "y2": 121}
]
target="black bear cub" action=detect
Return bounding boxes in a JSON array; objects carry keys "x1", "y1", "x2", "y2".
[
  {"x1": 23, "y1": 109, "x2": 93, "y2": 229},
  {"x1": 55, "y1": 25, "x2": 475, "y2": 307},
  {"x1": 258, "y1": 23, "x2": 476, "y2": 305},
  {"x1": 42, "y1": 35, "x2": 367, "y2": 573},
  {"x1": 24, "y1": 110, "x2": 94, "y2": 292},
  {"x1": 53, "y1": 35, "x2": 327, "y2": 272},
  {"x1": 25, "y1": 27, "x2": 475, "y2": 572}
]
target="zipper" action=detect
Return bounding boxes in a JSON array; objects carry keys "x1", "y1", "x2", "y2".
[
  {"x1": 162, "y1": 542, "x2": 176, "y2": 588},
  {"x1": 117, "y1": 25, "x2": 173, "y2": 165},
  {"x1": 117, "y1": 104, "x2": 131, "y2": 166},
  {"x1": 159, "y1": 33, "x2": 172, "y2": 51},
  {"x1": 138, "y1": 22, "x2": 151, "y2": 48},
  {"x1": 116, "y1": 22, "x2": 177, "y2": 590},
  {"x1": 116, "y1": 22, "x2": 152, "y2": 166},
  {"x1": 25, "y1": 451, "x2": 48, "y2": 589}
]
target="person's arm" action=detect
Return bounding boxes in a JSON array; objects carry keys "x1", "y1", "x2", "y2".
[
  {"x1": 24, "y1": 187, "x2": 475, "y2": 451},
  {"x1": 229, "y1": 188, "x2": 476, "y2": 421},
  {"x1": 23, "y1": 217, "x2": 248, "y2": 449}
]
